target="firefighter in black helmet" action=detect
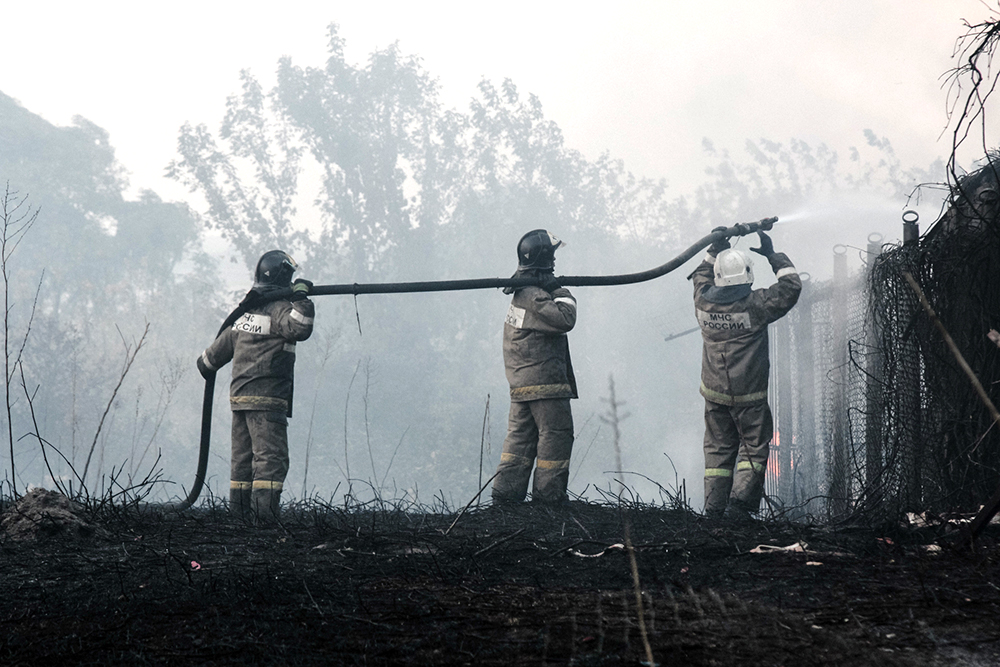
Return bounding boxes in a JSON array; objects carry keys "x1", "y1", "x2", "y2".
[
  {"x1": 197, "y1": 250, "x2": 315, "y2": 522},
  {"x1": 492, "y1": 230, "x2": 578, "y2": 504}
]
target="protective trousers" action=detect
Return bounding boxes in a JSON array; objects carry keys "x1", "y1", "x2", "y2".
[
  {"x1": 492, "y1": 398, "x2": 574, "y2": 503},
  {"x1": 230, "y1": 410, "x2": 290, "y2": 522},
  {"x1": 702, "y1": 400, "x2": 773, "y2": 516}
]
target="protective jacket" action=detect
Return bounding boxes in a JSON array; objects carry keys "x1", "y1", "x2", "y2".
[
  {"x1": 503, "y1": 285, "x2": 578, "y2": 402},
  {"x1": 200, "y1": 297, "x2": 315, "y2": 416},
  {"x1": 692, "y1": 251, "x2": 801, "y2": 406}
]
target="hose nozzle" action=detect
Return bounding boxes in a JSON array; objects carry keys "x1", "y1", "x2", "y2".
[{"x1": 731, "y1": 216, "x2": 778, "y2": 237}]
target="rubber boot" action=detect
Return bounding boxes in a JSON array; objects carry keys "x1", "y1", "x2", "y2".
[
  {"x1": 730, "y1": 460, "x2": 766, "y2": 515},
  {"x1": 252, "y1": 487, "x2": 282, "y2": 524},
  {"x1": 229, "y1": 485, "x2": 252, "y2": 520},
  {"x1": 703, "y1": 473, "x2": 733, "y2": 518},
  {"x1": 492, "y1": 451, "x2": 533, "y2": 504}
]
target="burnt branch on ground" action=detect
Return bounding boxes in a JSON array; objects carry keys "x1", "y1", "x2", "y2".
[{"x1": 2, "y1": 497, "x2": 999, "y2": 665}]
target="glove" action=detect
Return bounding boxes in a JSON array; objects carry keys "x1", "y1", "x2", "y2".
[
  {"x1": 196, "y1": 355, "x2": 215, "y2": 380},
  {"x1": 750, "y1": 231, "x2": 775, "y2": 257},
  {"x1": 539, "y1": 274, "x2": 562, "y2": 293},
  {"x1": 291, "y1": 278, "x2": 313, "y2": 301},
  {"x1": 709, "y1": 226, "x2": 731, "y2": 254}
]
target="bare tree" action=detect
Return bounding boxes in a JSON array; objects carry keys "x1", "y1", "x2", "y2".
[
  {"x1": 301, "y1": 327, "x2": 339, "y2": 497},
  {"x1": 943, "y1": 9, "x2": 1000, "y2": 189},
  {"x1": 81, "y1": 323, "x2": 150, "y2": 490},
  {"x1": 0, "y1": 184, "x2": 39, "y2": 497}
]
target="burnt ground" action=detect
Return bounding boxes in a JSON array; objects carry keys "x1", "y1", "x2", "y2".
[{"x1": 2, "y1": 494, "x2": 1000, "y2": 666}]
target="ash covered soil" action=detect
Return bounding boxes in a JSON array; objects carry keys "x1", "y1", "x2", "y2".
[{"x1": 2, "y1": 490, "x2": 1000, "y2": 666}]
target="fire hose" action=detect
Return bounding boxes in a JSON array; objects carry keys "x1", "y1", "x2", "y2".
[{"x1": 160, "y1": 216, "x2": 777, "y2": 510}]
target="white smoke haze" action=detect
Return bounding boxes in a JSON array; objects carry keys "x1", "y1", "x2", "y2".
[
  {"x1": 0, "y1": 1, "x2": 985, "y2": 512},
  {"x1": 0, "y1": 2, "x2": 989, "y2": 205}
]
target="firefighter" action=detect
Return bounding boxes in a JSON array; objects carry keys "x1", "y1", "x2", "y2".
[
  {"x1": 492, "y1": 230, "x2": 578, "y2": 504},
  {"x1": 197, "y1": 250, "x2": 315, "y2": 522},
  {"x1": 691, "y1": 229, "x2": 801, "y2": 520}
]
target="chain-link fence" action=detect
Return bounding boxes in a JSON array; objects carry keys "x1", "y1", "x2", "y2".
[
  {"x1": 864, "y1": 194, "x2": 1000, "y2": 522},
  {"x1": 764, "y1": 243, "x2": 873, "y2": 521},
  {"x1": 765, "y1": 164, "x2": 1000, "y2": 523}
]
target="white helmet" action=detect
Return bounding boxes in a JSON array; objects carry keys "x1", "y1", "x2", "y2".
[{"x1": 714, "y1": 249, "x2": 754, "y2": 286}]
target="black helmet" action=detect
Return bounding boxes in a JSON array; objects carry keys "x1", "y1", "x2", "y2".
[
  {"x1": 516, "y1": 229, "x2": 564, "y2": 269},
  {"x1": 254, "y1": 250, "x2": 298, "y2": 287}
]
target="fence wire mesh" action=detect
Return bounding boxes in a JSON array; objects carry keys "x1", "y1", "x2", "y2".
[
  {"x1": 765, "y1": 267, "x2": 869, "y2": 521},
  {"x1": 765, "y1": 164, "x2": 1000, "y2": 524}
]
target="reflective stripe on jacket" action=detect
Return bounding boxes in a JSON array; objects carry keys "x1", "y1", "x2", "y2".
[
  {"x1": 201, "y1": 297, "x2": 315, "y2": 417},
  {"x1": 692, "y1": 252, "x2": 800, "y2": 406},
  {"x1": 503, "y1": 286, "x2": 578, "y2": 402}
]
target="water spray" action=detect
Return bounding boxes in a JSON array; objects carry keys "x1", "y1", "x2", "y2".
[
  {"x1": 161, "y1": 216, "x2": 779, "y2": 511},
  {"x1": 770, "y1": 207, "x2": 838, "y2": 224},
  {"x1": 771, "y1": 210, "x2": 810, "y2": 224}
]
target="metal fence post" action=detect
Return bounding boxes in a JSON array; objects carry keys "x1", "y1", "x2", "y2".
[
  {"x1": 864, "y1": 234, "x2": 885, "y2": 498},
  {"x1": 830, "y1": 245, "x2": 851, "y2": 518},
  {"x1": 795, "y1": 280, "x2": 816, "y2": 511},
  {"x1": 774, "y1": 317, "x2": 794, "y2": 504}
]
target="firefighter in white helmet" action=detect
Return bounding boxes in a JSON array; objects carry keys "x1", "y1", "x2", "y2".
[
  {"x1": 197, "y1": 250, "x2": 315, "y2": 522},
  {"x1": 492, "y1": 230, "x2": 578, "y2": 504},
  {"x1": 691, "y1": 229, "x2": 801, "y2": 520}
]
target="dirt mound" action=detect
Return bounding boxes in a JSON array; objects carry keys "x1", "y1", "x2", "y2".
[{"x1": 0, "y1": 488, "x2": 107, "y2": 541}]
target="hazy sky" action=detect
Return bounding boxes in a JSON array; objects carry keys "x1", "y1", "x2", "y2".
[{"x1": 1, "y1": 1, "x2": 995, "y2": 212}]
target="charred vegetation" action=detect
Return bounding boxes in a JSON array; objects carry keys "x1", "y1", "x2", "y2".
[{"x1": 3, "y1": 490, "x2": 1000, "y2": 665}]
